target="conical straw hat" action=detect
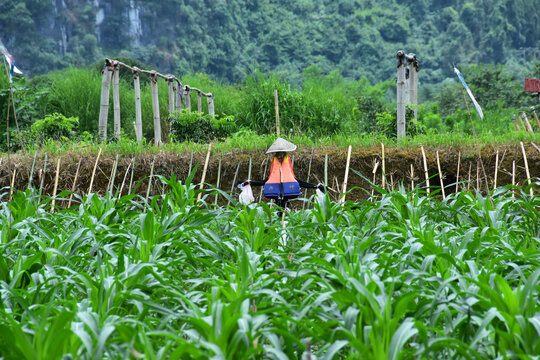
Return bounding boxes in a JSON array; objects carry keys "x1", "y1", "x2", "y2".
[{"x1": 266, "y1": 137, "x2": 297, "y2": 154}]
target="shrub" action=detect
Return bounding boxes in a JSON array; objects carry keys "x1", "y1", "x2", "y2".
[
  {"x1": 30, "y1": 113, "x2": 79, "y2": 144},
  {"x1": 169, "y1": 109, "x2": 237, "y2": 143}
]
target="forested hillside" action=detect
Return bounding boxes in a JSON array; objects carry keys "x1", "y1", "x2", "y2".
[{"x1": 1, "y1": 0, "x2": 539, "y2": 87}]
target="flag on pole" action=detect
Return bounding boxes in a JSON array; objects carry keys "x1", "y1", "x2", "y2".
[
  {"x1": 0, "y1": 44, "x2": 23, "y2": 83},
  {"x1": 453, "y1": 64, "x2": 483, "y2": 119}
]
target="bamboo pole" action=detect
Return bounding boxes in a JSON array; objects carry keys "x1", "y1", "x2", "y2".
[
  {"x1": 520, "y1": 142, "x2": 533, "y2": 196},
  {"x1": 396, "y1": 51, "x2": 407, "y2": 140},
  {"x1": 175, "y1": 82, "x2": 183, "y2": 112},
  {"x1": 522, "y1": 113, "x2": 534, "y2": 133},
  {"x1": 436, "y1": 150, "x2": 445, "y2": 199},
  {"x1": 168, "y1": 78, "x2": 175, "y2": 115},
  {"x1": 303, "y1": 149, "x2": 314, "y2": 210},
  {"x1": 28, "y1": 150, "x2": 38, "y2": 189},
  {"x1": 420, "y1": 145, "x2": 430, "y2": 193},
  {"x1": 118, "y1": 158, "x2": 133, "y2": 198},
  {"x1": 248, "y1": 156, "x2": 252, "y2": 180},
  {"x1": 511, "y1": 160, "x2": 515, "y2": 198},
  {"x1": 476, "y1": 161, "x2": 480, "y2": 194},
  {"x1": 467, "y1": 162, "x2": 472, "y2": 192},
  {"x1": 51, "y1": 158, "x2": 61, "y2": 213},
  {"x1": 214, "y1": 154, "x2": 222, "y2": 205},
  {"x1": 207, "y1": 94, "x2": 215, "y2": 117},
  {"x1": 128, "y1": 158, "x2": 135, "y2": 195},
  {"x1": 87, "y1": 148, "x2": 102, "y2": 198},
  {"x1": 188, "y1": 150, "x2": 194, "y2": 175},
  {"x1": 39, "y1": 153, "x2": 48, "y2": 198},
  {"x1": 108, "y1": 154, "x2": 119, "y2": 195},
  {"x1": 197, "y1": 91, "x2": 202, "y2": 113},
  {"x1": 455, "y1": 151, "x2": 461, "y2": 192},
  {"x1": 150, "y1": 72, "x2": 161, "y2": 145},
  {"x1": 145, "y1": 156, "x2": 156, "y2": 205},
  {"x1": 9, "y1": 167, "x2": 16, "y2": 201},
  {"x1": 381, "y1": 143, "x2": 386, "y2": 190},
  {"x1": 197, "y1": 144, "x2": 212, "y2": 202},
  {"x1": 324, "y1": 154, "x2": 328, "y2": 188},
  {"x1": 517, "y1": 113, "x2": 526, "y2": 131},
  {"x1": 98, "y1": 64, "x2": 112, "y2": 141},
  {"x1": 493, "y1": 150, "x2": 499, "y2": 190},
  {"x1": 531, "y1": 107, "x2": 540, "y2": 130},
  {"x1": 133, "y1": 70, "x2": 143, "y2": 143},
  {"x1": 371, "y1": 161, "x2": 379, "y2": 200},
  {"x1": 185, "y1": 88, "x2": 192, "y2": 110},
  {"x1": 341, "y1": 145, "x2": 352, "y2": 205},
  {"x1": 67, "y1": 158, "x2": 82, "y2": 208},
  {"x1": 227, "y1": 162, "x2": 241, "y2": 207},
  {"x1": 274, "y1": 89, "x2": 280, "y2": 135},
  {"x1": 410, "y1": 164, "x2": 414, "y2": 190},
  {"x1": 112, "y1": 62, "x2": 121, "y2": 140}
]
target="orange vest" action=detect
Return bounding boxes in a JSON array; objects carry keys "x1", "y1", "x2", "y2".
[{"x1": 263, "y1": 155, "x2": 301, "y2": 198}]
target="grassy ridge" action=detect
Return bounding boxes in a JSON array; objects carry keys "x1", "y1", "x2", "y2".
[{"x1": 0, "y1": 176, "x2": 539, "y2": 358}]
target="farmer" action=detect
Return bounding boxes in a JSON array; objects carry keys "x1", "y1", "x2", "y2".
[{"x1": 238, "y1": 137, "x2": 325, "y2": 215}]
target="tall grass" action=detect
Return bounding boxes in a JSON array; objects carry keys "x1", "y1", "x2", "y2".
[{"x1": 0, "y1": 175, "x2": 539, "y2": 358}]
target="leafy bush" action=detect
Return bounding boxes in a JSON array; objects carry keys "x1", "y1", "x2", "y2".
[
  {"x1": 30, "y1": 113, "x2": 79, "y2": 144},
  {"x1": 169, "y1": 109, "x2": 237, "y2": 143}
]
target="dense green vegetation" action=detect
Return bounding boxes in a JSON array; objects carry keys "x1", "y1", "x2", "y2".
[
  {"x1": 1, "y1": 0, "x2": 539, "y2": 88},
  {"x1": 1, "y1": 174, "x2": 539, "y2": 358}
]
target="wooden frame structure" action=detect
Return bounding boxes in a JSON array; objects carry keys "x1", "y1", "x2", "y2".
[{"x1": 98, "y1": 58, "x2": 214, "y2": 145}]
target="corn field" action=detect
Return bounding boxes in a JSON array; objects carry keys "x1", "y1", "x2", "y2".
[{"x1": 0, "y1": 175, "x2": 539, "y2": 359}]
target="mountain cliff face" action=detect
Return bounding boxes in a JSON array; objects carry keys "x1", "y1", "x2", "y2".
[{"x1": 1, "y1": 0, "x2": 539, "y2": 84}]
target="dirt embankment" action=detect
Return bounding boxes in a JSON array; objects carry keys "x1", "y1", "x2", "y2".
[{"x1": 0, "y1": 143, "x2": 538, "y2": 204}]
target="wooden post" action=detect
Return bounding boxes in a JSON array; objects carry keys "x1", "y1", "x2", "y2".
[
  {"x1": 522, "y1": 113, "x2": 534, "y2": 133},
  {"x1": 197, "y1": 144, "x2": 212, "y2": 201},
  {"x1": 51, "y1": 158, "x2": 61, "y2": 213},
  {"x1": 407, "y1": 55, "x2": 418, "y2": 121},
  {"x1": 455, "y1": 151, "x2": 461, "y2": 192},
  {"x1": 98, "y1": 62, "x2": 112, "y2": 141},
  {"x1": 396, "y1": 51, "x2": 407, "y2": 140},
  {"x1": 520, "y1": 142, "x2": 533, "y2": 196},
  {"x1": 341, "y1": 145, "x2": 352, "y2": 205},
  {"x1": 420, "y1": 145, "x2": 430, "y2": 193},
  {"x1": 133, "y1": 69, "x2": 143, "y2": 143},
  {"x1": 168, "y1": 77, "x2": 175, "y2": 115},
  {"x1": 175, "y1": 82, "x2": 183, "y2": 112},
  {"x1": 207, "y1": 94, "x2": 215, "y2": 117},
  {"x1": 112, "y1": 61, "x2": 121, "y2": 140},
  {"x1": 436, "y1": 150, "x2": 445, "y2": 199},
  {"x1": 150, "y1": 72, "x2": 161, "y2": 146},
  {"x1": 185, "y1": 87, "x2": 192, "y2": 110},
  {"x1": 493, "y1": 150, "x2": 499, "y2": 190},
  {"x1": 531, "y1": 107, "x2": 540, "y2": 130},
  {"x1": 197, "y1": 91, "x2": 202, "y2": 113},
  {"x1": 274, "y1": 89, "x2": 280, "y2": 135}
]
